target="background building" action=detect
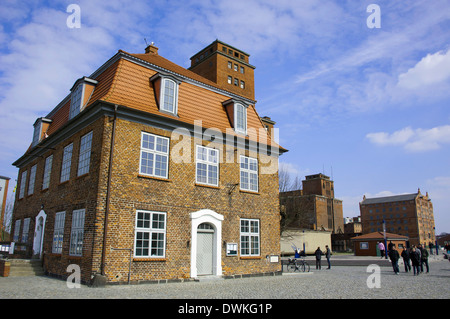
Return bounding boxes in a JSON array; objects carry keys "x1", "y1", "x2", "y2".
[
  {"x1": 359, "y1": 189, "x2": 435, "y2": 247},
  {"x1": 280, "y1": 173, "x2": 344, "y2": 252}
]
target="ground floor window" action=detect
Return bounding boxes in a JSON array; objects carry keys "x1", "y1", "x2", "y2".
[
  {"x1": 52, "y1": 211, "x2": 66, "y2": 254},
  {"x1": 69, "y1": 209, "x2": 85, "y2": 256},
  {"x1": 134, "y1": 210, "x2": 166, "y2": 258},
  {"x1": 240, "y1": 219, "x2": 260, "y2": 256}
]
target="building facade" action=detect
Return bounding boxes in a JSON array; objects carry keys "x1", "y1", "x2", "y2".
[
  {"x1": 280, "y1": 174, "x2": 344, "y2": 234},
  {"x1": 359, "y1": 189, "x2": 435, "y2": 247},
  {"x1": 10, "y1": 40, "x2": 286, "y2": 284}
]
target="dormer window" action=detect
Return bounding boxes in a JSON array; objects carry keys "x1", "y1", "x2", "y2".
[
  {"x1": 150, "y1": 73, "x2": 181, "y2": 116},
  {"x1": 32, "y1": 117, "x2": 52, "y2": 147},
  {"x1": 223, "y1": 99, "x2": 248, "y2": 135},
  {"x1": 68, "y1": 77, "x2": 98, "y2": 120}
]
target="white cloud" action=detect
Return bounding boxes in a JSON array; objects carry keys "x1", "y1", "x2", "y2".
[
  {"x1": 398, "y1": 49, "x2": 450, "y2": 89},
  {"x1": 366, "y1": 125, "x2": 450, "y2": 152}
]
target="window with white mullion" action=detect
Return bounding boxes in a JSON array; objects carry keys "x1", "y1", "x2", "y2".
[
  {"x1": 69, "y1": 84, "x2": 84, "y2": 120},
  {"x1": 52, "y1": 211, "x2": 66, "y2": 254},
  {"x1": 60, "y1": 143, "x2": 73, "y2": 183},
  {"x1": 42, "y1": 155, "x2": 53, "y2": 190},
  {"x1": 28, "y1": 165, "x2": 37, "y2": 195},
  {"x1": 19, "y1": 171, "x2": 27, "y2": 199},
  {"x1": 134, "y1": 210, "x2": 166, "y2": 258},
  {"x1": 21, "y1": 218, "x2": 30, "y2": 243},
  {"x1": 77, "y1": 131, "x2": 93, "y2": 176},
  {"x1": 139, "y1": 132, "x2": 169, "y2": 179},
  {"x1": 196, "y1": 145, "x2": 219, "y2": 186},
  {"x1": 234, "y1": 103, "x2": 247, "y2": 135},
  {"x1": 160, "y1": 78, "x2": 178, "y2": 115},
  {"x1": 240, "y1": 219, "x2": 260, "y2": 257},
  {"x1": 240, "y1": 155, "x2": 258, "y2": 192},
  {"x1": 69, "y1": 209, "x2": 85, "y2": 256}
]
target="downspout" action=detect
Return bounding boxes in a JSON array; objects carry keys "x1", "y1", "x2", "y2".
[{"x1": 101, "y1": 104, "x2": 118, "y2": 276}]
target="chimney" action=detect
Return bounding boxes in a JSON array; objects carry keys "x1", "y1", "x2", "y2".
[{"x1": 145, "y1": 42, "x2": 158, "y2": 55}]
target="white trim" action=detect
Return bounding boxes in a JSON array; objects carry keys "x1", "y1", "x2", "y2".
[
  {"x1": 160, "y1": 78, "x2": 179, "y2": 115},
  {"x1": 32, "y1": 210, "x2": 47, "y2": 259},
  {"x1": 190, "y1": 209, "x2": 223, "y2": 278},
  {"x1": 139, "y1": 132, "x2": 170, "y2": 179}
]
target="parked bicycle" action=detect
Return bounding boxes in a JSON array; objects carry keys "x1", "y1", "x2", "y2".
[{"x1": 285, "y1": 257, "x2": 310, "y2": 272}]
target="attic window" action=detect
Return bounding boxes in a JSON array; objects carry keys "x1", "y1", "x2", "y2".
[
  {"x1": 32, "y1": 117, "x2": 52, "y2": 147},
  {"x1": 68, "y1": 77, "x2": 98, "y2": 120},
  {"x1": 150, "y1": 73, "x2": 181, "y2": 116},
  {"x1": 222, "y1": 99, "x2": 248, "y2": 135}
]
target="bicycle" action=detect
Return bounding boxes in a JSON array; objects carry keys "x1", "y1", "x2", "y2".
[{"x1": 285, "y1": 257, "x2": 310, "y2": 272}]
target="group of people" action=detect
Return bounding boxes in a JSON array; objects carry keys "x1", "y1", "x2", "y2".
[
  {"x1": 314, "y1": 245, "x2": 331, "y2": 270},
  {"x1": 379, "y1": 241, "x2": 430, "y2": 276}
]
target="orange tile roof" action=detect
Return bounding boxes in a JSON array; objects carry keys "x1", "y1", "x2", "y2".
[
  {"x1": 41, "y1": 49, "x2": 286, "y2": 153},
  {"x1": 351, "y1": 232, "x2": 409, "y2": 241}
]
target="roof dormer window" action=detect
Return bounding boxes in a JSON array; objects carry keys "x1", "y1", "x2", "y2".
[
  {"x1": 32, "y1": 117, "x2": 52, "y2": 147},
  {"x1": 150, "y1": 73, "x2": 181, "y2": 116},
  {"x1": 69, "y1": 77, "x2": 98, "y2": 120},
  {"x1": 223, "y1": 99, "x2": 248, "y2": 135}
]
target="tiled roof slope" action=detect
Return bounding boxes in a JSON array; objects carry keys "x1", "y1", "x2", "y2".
[
  {"x1": 351, "y1": 231, "x2": 408, "y2": 241},
  {"x1": 361, "y1": 193, "x2": 418, "y2": 205},
  {"x1": 43, "y1": 49, "x2": 285, "y2": 152}
]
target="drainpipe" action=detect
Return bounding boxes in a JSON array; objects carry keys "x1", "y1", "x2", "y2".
[{"x1": 100, "y1": 104, "x2": 118, "y2": 276}]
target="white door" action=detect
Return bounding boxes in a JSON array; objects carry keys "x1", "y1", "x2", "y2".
[{"x1": 196, "y1": 224, "x2": 214, "y2": 275}]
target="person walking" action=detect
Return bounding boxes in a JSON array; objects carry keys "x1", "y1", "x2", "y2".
[
  {"x1": 388, "y1": 247, "x2": 400, "y2": 275},
  {"x1": 410, "y1": 246, "x2": 421, "y2": 276},
  {"x1": 401, "y1": 246, "x2": 411, "y2": 273},
  {"x1": 325, "y1": 245, "x2": 331, "y2": 269},
  {"x1": 314, "y1": 247, "x2": 323, "y2": 270},
  {"x1": 378, "y1": 241, "x2": 385, "y2": 259},
  {"x1": 421, "y1": 245, "x2": 429, "y2": 273}
]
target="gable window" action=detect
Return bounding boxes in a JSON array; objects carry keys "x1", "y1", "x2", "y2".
[
  {"x1": 28, "y1": 165, "x2": 37, "y2": 195},
  {"x1": 52, "y1": 211, "x2": 66, "y2": 254},
  {"x1": 161, "y1": 78, "x2": 178, "y2": 115},
  {"x1": 19, "y1": 170, "x2": 27, "y2": 199},
  {"x1": 240, "y1": 156, "x2": 258, "y2": 192},
  {"x1": 235, "y1": 103, "x2": 247, "y2": 135},
  {"x1": 60, "y1": 143, "x2": 73, "y2": 183},
  {"x1": 196, "y1": 145, "x2": 219, "y2": 186},
  {"x1": 240, "y1": 219, "x2": 260, "y2": 256},
  {"x1": 69, "y1": 209, "x2": 85, "y2": 256},
  {"x1": 78, "y1": 131, "x2": 93, "y2": 176},
  {"x1": 134, "y1": 210, "x2": 166, "y2": 258},
  {"x1": 140, "y1": 132, "x2": 169, "y2": 179},
  {"x1": 42, "y1": 155, "x2": 53, "y2": 190}
]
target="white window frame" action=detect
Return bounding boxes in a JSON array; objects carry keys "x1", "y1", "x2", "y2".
[
  {"x1": 240, "y1": 219, "x2": 260, "y2": 257},
  {"x1": 134, "y1": 210, "x2": 167, "y2": 258},
  {"x1": 13, "y1": 220, "x2": 21, "y2": 242},
  {"x1": 77, "y1": 131, "x2": 93, "y2": 176},
  {"x1": 69, "y1": 83, "x2": 84, "y2": 120},
  {"x1": 69, "y1": 209, "x2": 85, "y2": 256},
  {"x1": 60, "y1": 143, "x2": 73, "y2": 183},
  {"x1": 195, "y1": 145, "x2": 219, "y2": 187},
  {"x1": 240, "y1": 155, "x2": 258, "y2": 192},
  {"x1": 42, "y1": 155, "x2": 53, "y2": 190},
  {"x1": 139, "y1": 132, "x2": 169, "y2": 179},
  {"x1": 234, "y1": 103, "x2": 247, "y2": 135},
  {"x1": 160, "y1": 78, "x2": 178, "y2": 115},
  {"x1": 52, "y1": 211, "x2": 66, "y2": 254},
  {"x1": 28, "y1": 165, "x2": 37, "y2": 195},
  {"x1": 21, "y1": 218, "x2": 30, "y2": 243},
  {"x1": 19, "y1": 170, "x2": 27, "y2": 199}
]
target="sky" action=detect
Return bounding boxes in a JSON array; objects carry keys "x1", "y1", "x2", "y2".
[{"x1": 0, "y1": 0, "x2": 449, "y2": 234}]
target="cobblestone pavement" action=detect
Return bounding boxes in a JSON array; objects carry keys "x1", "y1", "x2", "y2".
[{"x1": 1, "y1": 258, "x2": 449, "y2": 299}]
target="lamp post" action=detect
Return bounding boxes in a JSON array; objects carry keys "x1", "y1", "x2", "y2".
[{"x1": 383, "y1": 219, "x2": 388, "y2": 259}]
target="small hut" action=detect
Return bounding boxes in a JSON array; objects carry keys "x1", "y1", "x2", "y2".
[{"x1": 351, "y1": 232, "x2": 408, "y2": 256}]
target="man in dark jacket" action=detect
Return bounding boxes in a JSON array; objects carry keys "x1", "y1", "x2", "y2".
[
  {"x1": 325, "y1": 245, "x2": 331, "y2": 269},
  {"x1": 410, "y1": 246, "x2": 421, "y2": 275},
  {"x1": 388, "y1": 248, "x2": 400, "y2": 274},
  {"x1": 401, "y1": 246, "x2": 411, "y2": 272},
  {"x1": 419, "y1": 244, "x2": 429, "y2": 273},
  {"x1": 314, "y1": 247, "x2": 323, "y2": 270}
]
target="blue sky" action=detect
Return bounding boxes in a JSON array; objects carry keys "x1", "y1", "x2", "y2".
[{"x1": 1, "y1": 0, "x2": 450, "y2": 234}]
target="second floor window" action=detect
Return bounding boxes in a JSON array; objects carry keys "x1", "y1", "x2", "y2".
[
  {"x1": 196, "y1": 145, "x2": 219, "y2": 186},
  {"x1": 19, "y1": 171, "x2": 27, "y2": 199},
  {"x1": 240, "y1": 156, "x2": 258, "y2": 192},
  {"x1": 42, "y1": 155, "x2": 53, "y2": 190},
  {"x1": 60, "y1": 143, "x2": 73, "y2": 183},
  {"x1": 78, "y1": 131, "x2": 93, "y2": 176},
  {"x1": 28, "y1": 165, "x2": 37, "y2": 195},
  {"x1": 140, "y1": 132, "x2": 169, "y2": 179}
]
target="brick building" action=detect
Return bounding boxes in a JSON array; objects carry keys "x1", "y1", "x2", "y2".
[
  {"x1": 280, "y1": 174, "x2": 344, "y2": 234},
  {"x1": 10, "y1": 40, "x2": 286, "y2": 284},
  {"x1": 359, "y1": 189, "x2": 435, "y2": 247}
]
